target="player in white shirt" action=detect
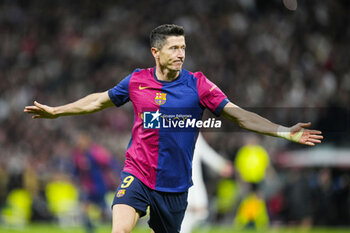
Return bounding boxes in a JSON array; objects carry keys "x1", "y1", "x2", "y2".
[{"x1": 181, "y1": 133, "x2": 234, "y2": 233}]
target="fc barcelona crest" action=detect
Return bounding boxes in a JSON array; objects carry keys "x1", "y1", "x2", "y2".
[
  {"x1": 117, "y1": 189, "x2": 126, "y2": 198},
  {"x1": 155, "y1": 92, "x2": 167, "y2": 105}
]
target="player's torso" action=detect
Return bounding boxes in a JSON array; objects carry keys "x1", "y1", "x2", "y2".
[{"x1": 124, "y1": 68, "x2": 202, "y2": 192}]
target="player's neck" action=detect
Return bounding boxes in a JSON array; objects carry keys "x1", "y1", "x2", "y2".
[{"x1": 156, "y1": 66, "x2": 179, "y2": 82}]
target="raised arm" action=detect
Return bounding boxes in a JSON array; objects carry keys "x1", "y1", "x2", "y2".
[
  {"x1": 222, "y1": 102, "x2": 323, "y2": 146},
  {"x1": 24, "y1": 91, "x2": 114, "y2": 119}
]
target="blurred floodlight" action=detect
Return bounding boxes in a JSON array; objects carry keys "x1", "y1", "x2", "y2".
[{"x1": 283, "y1": 0, "x2": 297, "y2": 11}]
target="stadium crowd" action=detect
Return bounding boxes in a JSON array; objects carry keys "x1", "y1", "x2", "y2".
[{"x1": 0, "y1": 0, "x2": 349, "y2": 228}]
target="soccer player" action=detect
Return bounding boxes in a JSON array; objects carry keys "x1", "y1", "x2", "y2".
[
  {"x1": 72, "y1": 133, "x2": 122, "y2": 232},
  {"x1": 24, "y1": 24, "x2": 323, "y2": 233},
  {"x1": 181, "y1": 133, "x2": 233, "y2": 233}
]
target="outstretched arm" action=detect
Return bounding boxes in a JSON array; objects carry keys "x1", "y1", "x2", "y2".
[
  {"x1": 24, "y1": 91, "x2": 114, "y2": 119},
  {"x1": 222, "y1": 102, "x2": 323, "y2": 146}
]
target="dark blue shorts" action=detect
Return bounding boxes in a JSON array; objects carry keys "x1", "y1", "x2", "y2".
[{"x1": 112, "y1": 171, "x2": 188, "y2": 233}]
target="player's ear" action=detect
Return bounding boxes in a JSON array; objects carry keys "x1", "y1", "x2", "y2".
[{"x1": 151, "y1": 47, "x2": 159, "y2": 59}]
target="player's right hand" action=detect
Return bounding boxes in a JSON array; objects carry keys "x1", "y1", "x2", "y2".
[
  {"x1": 220, "y1": 162, "x2": 234, "y2": 178},
  {"x1": 24, "y1": 101, "x2": 58, "y2": 119}
]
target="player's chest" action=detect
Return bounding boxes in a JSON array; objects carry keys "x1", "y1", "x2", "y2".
[{"x1": 129, "y1": 82, "x2": 199, "y2": 109}]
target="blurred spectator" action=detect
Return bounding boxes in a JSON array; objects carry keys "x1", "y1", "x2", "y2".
[
  {"x1": 310, "y1": 168, "x2": 350, "y2": 226},
  {"x1": 282, "y1": 168, "x2": 312, "y2": 227}
]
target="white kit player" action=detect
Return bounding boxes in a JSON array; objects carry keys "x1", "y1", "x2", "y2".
[{"x1": 181, "y1": 133, "x2": 234, "y2": 233}]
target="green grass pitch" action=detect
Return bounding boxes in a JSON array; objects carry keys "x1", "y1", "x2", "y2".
[{"x1": 1, "y1": 224, "x2": 350, "y2": 233}]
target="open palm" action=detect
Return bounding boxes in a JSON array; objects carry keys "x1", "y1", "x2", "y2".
[{"x1": 290, "y1": 122, "x2": 323, "y2": 146}]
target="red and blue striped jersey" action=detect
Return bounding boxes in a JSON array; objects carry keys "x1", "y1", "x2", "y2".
[{"x1": 108, "y1": 67, "x2": 229, "y2": 192}]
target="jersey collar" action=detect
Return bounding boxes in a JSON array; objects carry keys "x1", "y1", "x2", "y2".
[{"x1": 152, "y1": 67, "x2": 184, "y2": 85}]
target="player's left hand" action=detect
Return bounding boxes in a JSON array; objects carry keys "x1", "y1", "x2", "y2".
[{"x1": 290, "y1": 122, "x2": 323, "y2": 146}]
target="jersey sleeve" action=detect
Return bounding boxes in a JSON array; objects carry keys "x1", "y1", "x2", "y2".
[
  {"x1": 195, "y1": 72, "x2": 229, "y2": 116},
  {"x1": 108, "y1": 74, "x2": 132, "y2": 107}
]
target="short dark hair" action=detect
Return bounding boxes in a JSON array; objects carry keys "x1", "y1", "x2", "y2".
[{"x1": 150, "y1": 24, "x2": 185, "y2": 49}]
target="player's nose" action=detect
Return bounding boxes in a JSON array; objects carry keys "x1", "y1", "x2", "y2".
[{"x1": 177, "y1": 49, "x2": 185, "y2": 59}]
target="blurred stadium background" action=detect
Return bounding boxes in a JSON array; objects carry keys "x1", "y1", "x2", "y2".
[{"x1": 0, "y1": 0, "x2": 349, "y2": 232}]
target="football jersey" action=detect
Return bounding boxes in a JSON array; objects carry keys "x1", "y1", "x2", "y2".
[{"x1": 108, "y1": 67, "x2": 229, "y2": 192}]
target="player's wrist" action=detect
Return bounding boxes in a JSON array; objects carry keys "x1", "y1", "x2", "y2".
[
  {"x1": 276, "y1": 126, "x2": 291, "y2": 140},
  {"x1": 51, "y1": 106, "x2": 61, "y2": 117},
  {"x1": 277, "y1": 125, "x2": 304, "y2": 143}
]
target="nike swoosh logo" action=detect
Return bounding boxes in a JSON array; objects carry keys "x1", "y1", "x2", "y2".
[
  {"x1": 209, "y1": 85, "x2": 217, "y2": 92},
  {"x1": 139, "y1": 85, "x2": 150, "y2": 90}
]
